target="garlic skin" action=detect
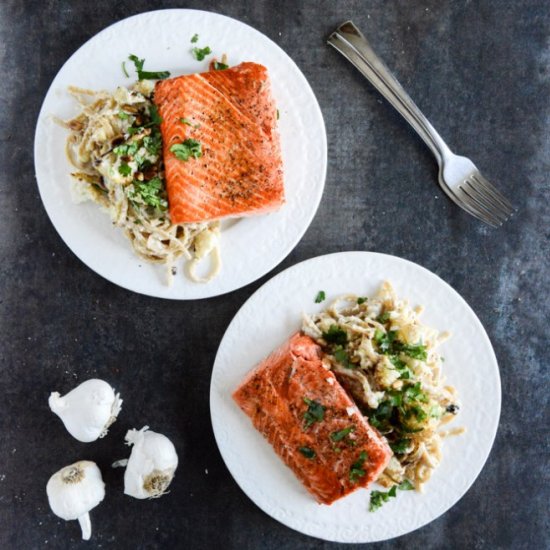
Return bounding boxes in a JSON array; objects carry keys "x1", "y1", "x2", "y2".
[
  {"x1": 46, "y1": 460, "x2": 105, "y2": 540},
  {"x1": 123, "y1": 426, "x2": 178, "y2": 499},
  {"x1": 49, "y1": 379, "x2": 122, "y2": 442}
]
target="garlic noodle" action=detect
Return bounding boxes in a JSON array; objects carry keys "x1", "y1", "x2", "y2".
[
  {"x1": 62, "y1": 82, "x2": 220, "y2": 284},
  {"x1": 302, "y1": 282, "x2": 463, "y2": 492}
]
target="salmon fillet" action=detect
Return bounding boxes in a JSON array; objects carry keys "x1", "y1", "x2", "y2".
[
  {"x1": 233, "y1": 333, "x2": 392, "y2": 505},
  {"x1": 154, "y1": 62, "x2": 284, "y2": 224}
]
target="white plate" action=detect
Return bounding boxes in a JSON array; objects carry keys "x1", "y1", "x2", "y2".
[
  {"x1": 210, "y1": 251, "x2": 501, "y2": 543},
  {"x1": 34, "y1": 9, "x2": 326, "y2": 299}
]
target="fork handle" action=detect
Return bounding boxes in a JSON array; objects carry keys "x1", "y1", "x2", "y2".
[{"x1": 328, "y1": 21, "x2": 451, "y2": 163}]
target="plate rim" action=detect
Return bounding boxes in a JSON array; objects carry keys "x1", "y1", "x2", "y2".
[
  {"x1": 210, "y1": 250, "x2": 502, "y2": 543},
  {"x1": 33, "y1": 8, "x2": 327, "y2": 300}
]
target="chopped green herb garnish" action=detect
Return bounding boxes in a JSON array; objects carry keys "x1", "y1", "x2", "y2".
[
  {"x1": 128, "y1": 54, "x2": 170, "y2": 80},
  {"x1": 377, "y1": 311, "x2": 391, "y2": 323},
  {"x1": 191, "y1": 33, "x2": 199, "y2": 43},
  {"x1": 213, "y1": 61, "x2": 229, "y2": 70},
  {"x1": 369, "y1": 485, "x2": 397, "y2": 511},
  {"x1": 170, "y1": 139, "x2": 203, "y2": 161},
  {"x1": 192, "y1": 46, "x2": 212, "y2": 61},
  {"x1": 113, "y1": 141, "x2": 139, "y2": 157},
  {"x1": 298, "y1": 446, "x2": 316, "y2": 459},
  {"x1": 330, "y1": 426, "x2": 355, "y2": 442},
  {"x1": 118, "y1": 111, "x2": 129, "y2": 120},
  {"x1": 399, "y1": 343, "x2": 428, "y2": 361},
  {"x1": 129, "y1": 177, "x2": 167, "y2": 210},
  {"x1": 373, "y1": 329, "x2": 427, "y2": 360},
  {"x1": 147, "y1": 104, "x2": 163, "y2": 126},
  {"x1": 357, "y1": 296, "x2": 367, "y2": 304},
  {"x1": 349, "y1": 451, "x2": 368, "y2": 482},
  {"x1": 118, "y1": 163, "x2": 132, "y2": 177},
  {"x1": 334, "y1": 347, "x2": 355, "y2": 369},
  {"x1": 390, "y1": 438, "x2": 411, "y2": 454},
  {"x1": 143, "y1": 131, "x2": 162, "y2": 157},
  {"x1": 122, "y1": 61, "x2": 129, "y2": 78},
  {"x1": 303, "y1": 397, "x2": 325, "y2": 428},
  {"x1": 398, "y1": 479, "x2": 414, "y2": 491},
  {"x1": 322, "y1": 325, "x2": 347, "y2": 346},
  {"x1": 314, "y1": 290, "x2": 326, "y2": 303},
  {"x1": 389, "y1": 355, "x2": 411, "y2": 379}
]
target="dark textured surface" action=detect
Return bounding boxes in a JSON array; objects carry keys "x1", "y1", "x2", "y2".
[{"x1": 1, "y1": 0, "x2": 549, "y2": 548}]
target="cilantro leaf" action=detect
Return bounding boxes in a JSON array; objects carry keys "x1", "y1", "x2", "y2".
[
  {"x1": 170, "y1": 139, "x2": 203, "y2": 161},
  {"x1": 389, "y1": 438, "x2": 411, "y2": 454},
  {"x1": 298, "y1": 447, "x2": 316, "y2": 459},
  {"x1": 118, "y1": 111, "x2": 129, "y2": 120},
  {"x1": 369, "y1": 487, "x2": 396, "y2": 511},
  {"x1": 192, "y1": 46, "x2": 212, "y2": 61},
  {"x1": 129, "y1": 177, "x2": 167, "y2": 210},
  {"x1": 349, "y1": 451, "x2": 368, "y2": 482},
  {"x1": 118, "y1": 163, "x2": 132, "y2": 177},
  {"x1": 334, "y1": 347, "x2": 355, "y2": 369},
  {"x1": 303, "y1": 397, "x2": 325, "y2": 428},
  {"x1": 322, "y1": 325, "x2": 347, "y2": 346},
  {"x1": 377, "y1": 311, "x2": 391, "y2": 323},
  {"x1": 213, "y1": 61, "x2": 229, "y2": 70},
  {"x1": 357, "y1": 296, "x2": 367, "y2": 304},
  {"x1": 330, "y1": 426, "x2": 355, "y2": 442},
  {"x1": 128, "y1": 54, "x2": 170, "y2": 80},
  {"x1": 314, "y1": 290, "x2": 326, "y2": 303},
  {"x1": 398, "y1": 479, "x2": 414, "y2": 491},
  {"x1": 191, "y1": 33, "x2": 199, "y2": 43}
]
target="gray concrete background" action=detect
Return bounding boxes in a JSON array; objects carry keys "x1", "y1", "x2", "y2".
[{"x1": 0, "y1": 1, "x2": 548, "y2": 548}]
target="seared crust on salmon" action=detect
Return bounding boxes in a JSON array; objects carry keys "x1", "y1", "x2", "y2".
[
  {"x1": 233, "y1": 333, "x2": 392, "y2": 505},
  {"x1": 154, "y1": 62, "x2": 284, "y2": 224}
]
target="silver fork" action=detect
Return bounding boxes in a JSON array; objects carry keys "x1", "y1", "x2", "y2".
[{"x1": 328, "y1": 20, "x2": 514, "y2": 227}]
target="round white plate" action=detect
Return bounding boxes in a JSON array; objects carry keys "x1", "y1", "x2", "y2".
[
  {"x1": 34, "y1": 9, "x2": 326, "y2": 299},
  {"x1": 210, "y1": 251, "x2": 501, "y2": 543}
]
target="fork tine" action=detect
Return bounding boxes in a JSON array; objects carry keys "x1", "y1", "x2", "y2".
[
  {"x1": 471, "y1": 173, "x2": 514, "y2": 213},
  {"x1": 463, "y1": 180, "x2": 510, "y2": 223},
  {"x1": 459, "y1": 187, "x2": 503, "y2": 227}
]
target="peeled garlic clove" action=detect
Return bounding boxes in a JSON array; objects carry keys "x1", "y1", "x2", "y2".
[
  {"x1": 123, "y1": 426, "x2": 178, "y2": 499},
  {"x1": 49, "y1": 379, "x2": 122, "y2": 443},
  {"x1": 46, "y1": 460, "x2": 105, "y2": 540}
]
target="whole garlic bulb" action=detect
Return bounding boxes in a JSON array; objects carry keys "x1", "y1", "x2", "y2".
[
  {"x1": 46, "y1": 460, "x2": 105, "y2": 540},
  {"x1": 123, "y1": 426, "x2": 178, "y2": 499},
  {"x1": 49, "y1": 379, "x2": 122, "y2": 443}
]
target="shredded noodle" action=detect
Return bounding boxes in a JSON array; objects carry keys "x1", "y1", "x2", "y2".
[
  {"x1": 62, "y1": 83, "x2": 220, "y2": 284},
  {"x1": 302, "y1": 282, "x2": 463, "y2": 491}
]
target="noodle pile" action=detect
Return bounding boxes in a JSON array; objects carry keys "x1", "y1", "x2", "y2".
[
  {"x1": 302, "y1": 282, "x2": 463, "y2": 491},
  {"x1": 62, "y1": 82, "x2": 220, "y2": 284}
]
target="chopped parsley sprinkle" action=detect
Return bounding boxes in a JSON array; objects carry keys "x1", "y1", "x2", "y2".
[
  {"x1": 118, "y1": 111, "x2": 129, "y2": 120},
  {"x1": 128, "y1": 54, "x2": 170, "y2": 80},
  {"x1": 357, "y1": 297, "x2": 367, "y2": 304},
  {"x1": 113, "y1": 141, "x2": 139, "y2": 157},
  {"x1": 298, "y1": 446, "x2": 316, "y2": 459},
  {"x1": 303, "y1": 397, "x2": 325, "y2": 428},
  {"x1": 118, "y1": 163, "x2": 132, "y2": 177},
  {"x1": 330, "y1": 426, "x2": 355, "y2": 442},
  {"x1": 349, "y1": 451, "x2": 368, "y2": 482},
  {"x1": 369, "y1": 486, "x2": 397, "y2": 511},
  {"x1": 192, "y1": 46, "x2": 212, "y2": 61},
  {"x1": 314, "y1": 290, "x2": 326, "y2": 303},
  {"x1": 143, "y1": 132, "x2": 162, "y2": 157},
  {"x1": 333, "y1": 347, "x2": 355, "y2": 369},
  {"x1": 322, "y1": 325, "x2": 347, "y2": 346},
  {"x1": 377, "y1": 311, "x2": 391, "y2": 323},
  {"x1": 373, "y1": 329, "x2": 427, "y2": 360},
  {"x1": 213, "y1": 61, "x2": 229, "y2": 70},
  {"x1": 170, "y1": 139, "x2": 202, "y2": 161},
  {"x1": 129, "y1": 177, "x2": 167, "y2": 210},
  {"x1": 147, "y1": 104, "x2": 163, "y2": 126},
  {"x1": 369, "y1": 480, "x2": 414, "y2": 512},
  {"x1": 389, "y1": 438, "x2": 411, "y2": 454},
  {"x1": 191, "y1": 33, "x2": 199, "y2": 43}
]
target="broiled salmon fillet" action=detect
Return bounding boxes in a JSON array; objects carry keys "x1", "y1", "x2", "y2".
[
  {"x1": 154, "y1": 62, "x2": 284, "y2": 224},
  {"x1": 233, "y1": 333, "x2": 391, "y2": 505}
]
